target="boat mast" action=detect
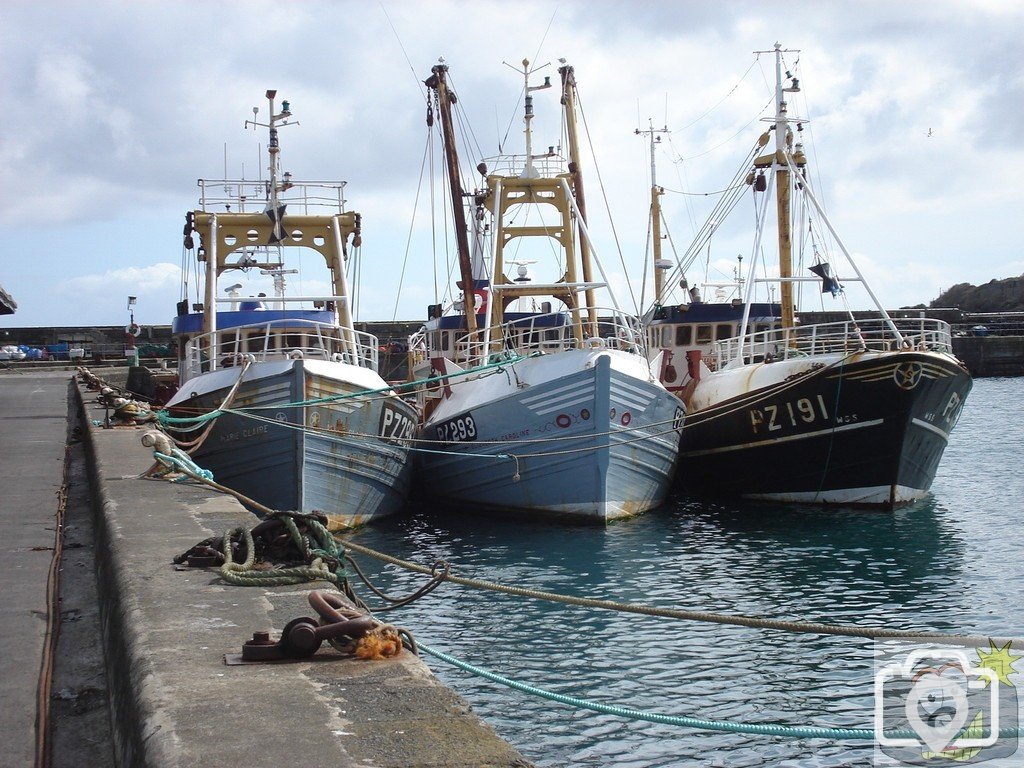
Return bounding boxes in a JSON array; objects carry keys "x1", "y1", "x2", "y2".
[
  {"x1": 424, "y1": 63, "x2": 477, "y2": 336},
  {"x1": 203, "y1": 90, "x2": 291, "y2": 358},
  {"x1": 637, "y1": 120, "x2": 669, "y2": 303},
  {"x1": 559, "y1": 64, "x2": 596, "y2": 333},
  {"x1": 772, "y1": 44, "x2": 796, "y2": 335}
]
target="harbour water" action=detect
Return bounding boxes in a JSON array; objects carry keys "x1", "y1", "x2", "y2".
[{"x1": 349, "y1": 377, "x2": 1023, "y2": 766}]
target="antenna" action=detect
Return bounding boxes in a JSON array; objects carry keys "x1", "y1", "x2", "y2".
[
  {"x1": 501, "y1": 58, "x2": 552, "y2": 177},
  {"x1": 634, "y1": 119, "x2": 669, "y2": 187}
]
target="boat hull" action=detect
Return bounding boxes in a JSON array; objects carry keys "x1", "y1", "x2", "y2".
[
  {"x1": 677, "y1": 351, "x2": 972, "y2": 508},
  {"x1": 417, "y1": 353, "x2": 683, "y2": 522},
  {"x1": 167, "y1": 360, "x2": 415, "y2": 525}
]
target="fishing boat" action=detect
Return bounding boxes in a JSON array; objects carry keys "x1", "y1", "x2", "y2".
[
  {"x1": 166, "y1": 91, "x2": 416, "y2": 526},
  {"x1": 406, "y1": 60, "x2": 684, "y2": 523},
  {"x1": 645, "y1": 45, "x2": 972, "y2": 509}
]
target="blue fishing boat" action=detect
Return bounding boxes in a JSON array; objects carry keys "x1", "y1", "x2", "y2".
[
  {"x1": 166, "y1": 91, "x2": 416, "y2": 526},
  {"x1": 408, "y1": 61, "x2": 683, "y2": 522}
]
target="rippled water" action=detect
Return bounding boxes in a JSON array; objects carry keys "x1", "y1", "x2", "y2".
[{"x1": 348, "y1": 377, "x2": 1024, "y2": 766}]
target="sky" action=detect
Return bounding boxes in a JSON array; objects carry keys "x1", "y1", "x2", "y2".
[{"x1": 2, "y1": 0, "x2": 1022, "y2": 330}]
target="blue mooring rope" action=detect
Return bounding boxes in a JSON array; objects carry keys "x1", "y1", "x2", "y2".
[
  {"x1": 152, "y1": 450, "x2": 214, "y2": 482},
  {"x1": 417, "y1": 643, "x2": 1023, "y2": 741}
]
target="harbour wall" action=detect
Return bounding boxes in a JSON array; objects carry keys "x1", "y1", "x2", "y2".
[{"x1": 72, "y1": 377, "x2": 532, "y2": 767}]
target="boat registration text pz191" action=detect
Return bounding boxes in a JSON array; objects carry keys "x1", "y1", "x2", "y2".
[{"x1": 750, "y1": 395, "x2": 829, "y2": 434}]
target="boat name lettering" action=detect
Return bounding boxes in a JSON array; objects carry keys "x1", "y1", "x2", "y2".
[
  {"x1": 220, "y1": 425, "x2": 269, "y2": 442},
  {"x1": 436, "y1": 413, "x2": 477, "y2": 443},
  {"x1": 379, "y1": 402, "x2": 415, "y2": 445},
  {"x1": 498, "y1": 428, "x2": 530, "y2": 441},
  {"x1": 750, "y1": 395, "x2": 829, "y2": 434}
]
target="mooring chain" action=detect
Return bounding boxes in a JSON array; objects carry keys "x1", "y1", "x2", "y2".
[{"x1": 343, "y1": 554, "x2": 451, "y2": 613}]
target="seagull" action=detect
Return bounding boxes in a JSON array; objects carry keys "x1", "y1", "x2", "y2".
[{"x1": 926, "y1": 128, "x2": 934, "y2": 138}]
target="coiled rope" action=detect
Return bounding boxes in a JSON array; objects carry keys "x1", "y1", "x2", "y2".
[
  {"x1": 339, "y1": 540, "x2": 1021, "y2": 646},
  {"x1": 218, "y1": 515, "x2": 344, "y2": 587}
]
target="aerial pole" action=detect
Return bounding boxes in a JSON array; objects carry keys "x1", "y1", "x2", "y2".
[
  {"x1": 636, "y1": 120, "x2": 669, "y2": 303},
  {"x1": 424, "y1": 63, "x2": 477, "y2": 335}
]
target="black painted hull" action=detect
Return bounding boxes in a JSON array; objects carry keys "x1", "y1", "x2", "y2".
[{"x1": 677, "y1": 352, "x2": 972, "y2": 509}]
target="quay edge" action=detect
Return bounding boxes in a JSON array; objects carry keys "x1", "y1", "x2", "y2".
[{"x1": 72, "y1": 376, "x2": 532, "y2": 768}]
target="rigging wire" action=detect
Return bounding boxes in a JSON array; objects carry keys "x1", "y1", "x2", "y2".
[
  {"x1": 672, "y1": 56, "x2": 761, "y2": 133},
  {"x1": 793, "y1": 58, "x2": 828, "y2": 211},
  {"x1": 448, "y1": 71, "x2": 488, "y2": 172},
  {"x1": 377, "y1": 1, "x2": 428, "y2": 95},
  {"x1": 575, "y1": 90, "x2": 639, "y2": 313},
  {"x1": 639, "y1": 206, "x2": 653, "y2": 313},
  {"x1": 430, "y1": 101, "x2": 439, "y2": 304},
  {"x1": 665, "y1": 135, "x2": 699, "y2": 239},
  {"x1": 657, "y1": 138, "x2": 761, "y2": 304},
  {"x1": 671, "y1": 94, "x2": 775, "y2": 162},
  {"x1": 392, "y1": 134, "x2": 433, "y2": 321},
  {"x1": 660, "y1": 182, "x2": 748, "y2": 197}
]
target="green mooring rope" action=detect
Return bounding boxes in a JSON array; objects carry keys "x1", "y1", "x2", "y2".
[
  {"x1": 156, "y1": 409, "x2": 224, "y2": 428},
  {"x1": 156, "y1": 352, "x2": 526, "y2": 427},
  {"x1": 418, "y1": 643, "x2": 1024, "y2": 741}
]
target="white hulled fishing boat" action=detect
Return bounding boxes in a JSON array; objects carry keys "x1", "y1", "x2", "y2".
[
  {"x1": 646, "y1": 45, "x2": 972, "y2": 509},
  {"x1": 166, "y1": 91, "x2": 416, "y2": 526},
  {"x1": 408, "y1": 61, "x2": 683, "y2": 522}
]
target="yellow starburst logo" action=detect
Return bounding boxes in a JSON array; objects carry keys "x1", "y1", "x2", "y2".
[{"x1": 976, "y1": 640, "x2": 1022, "y2": 688}]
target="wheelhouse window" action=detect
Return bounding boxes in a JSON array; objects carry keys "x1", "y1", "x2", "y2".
[
  {"x1": 675, "y1": 325, "x2": 693, "y2": 346},
  {"x1": 715, "y1": 323, "x2": 733, "y2": 341},
  {"x1": 696, "y1": 325, "x2": 713, "y2": 344}
]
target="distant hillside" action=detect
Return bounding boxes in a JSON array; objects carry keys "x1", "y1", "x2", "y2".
[{"x1": 931, "y1": 275, "x2": 1024, "y2": 312}]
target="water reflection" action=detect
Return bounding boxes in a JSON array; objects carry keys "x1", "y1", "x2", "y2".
[{"x1": 346, "y1": 378, "x2": 1022, "y2": 767}]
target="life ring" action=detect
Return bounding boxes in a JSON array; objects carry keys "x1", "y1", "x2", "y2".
[
  {"x1": 584, "y1": 336, "x2": 606, "y2": 349},
  {"x1": 125, "y1": 323, "x2": 142, "y2": 337}
]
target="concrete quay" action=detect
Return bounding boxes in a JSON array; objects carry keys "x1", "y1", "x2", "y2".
[{"x1": 2, "y1": 369, "x2": 532, "y2": 767}]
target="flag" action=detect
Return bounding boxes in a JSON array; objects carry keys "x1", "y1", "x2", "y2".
[
  {"x1": 265, "y1": 203, "x2": 287, "y2": 245},
  {"x1": 809, "y1": 262, "x2": 841, "y2": 296}
]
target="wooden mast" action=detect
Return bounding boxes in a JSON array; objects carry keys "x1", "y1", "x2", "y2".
[
  {"x1": 558, "y1": 64, "x2": 596, "y2": 335},
  {"x1": 772, "y1": 44, "x2": 796, "y2": 337},
  {"x1": 424, "y1": 64, "x2": 477, "y2": 336}
]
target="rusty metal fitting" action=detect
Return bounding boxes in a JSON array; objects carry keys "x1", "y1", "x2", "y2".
[
  {"x1": 236, "y1": 593, "x2": 376, "y2": 662},
  {"x1": 240, "y1": 630, "x2": 281, "y2": 661}
]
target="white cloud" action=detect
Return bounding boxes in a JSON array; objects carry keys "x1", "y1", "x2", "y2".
[
  {"x1": 2, "y1": 0, "x2": 1022, "y2": 327},
  {"x1": 51, "y1": 264, "x2": 183, "y2": 326}
]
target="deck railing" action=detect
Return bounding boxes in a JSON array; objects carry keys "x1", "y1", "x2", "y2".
[
  {"x1": 410, "y1": 309, "x2": 646, "y2": 366},
  {"x1": 196, "y1": 179, "x2": 348, "y2": 215},
  {"x1": 180, "y1": 319, "x2": 378, "y2": 382},
  {"x1": 714, "y1": 317, "x2": 954, "y2": 367},
  {"x1": 478, "y1": 154, "x2": 569, "y2": 181}
]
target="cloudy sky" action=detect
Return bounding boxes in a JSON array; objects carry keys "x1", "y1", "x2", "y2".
[{"x1": 2, "y1": 0, "x2": 1022, "y2": 329}]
